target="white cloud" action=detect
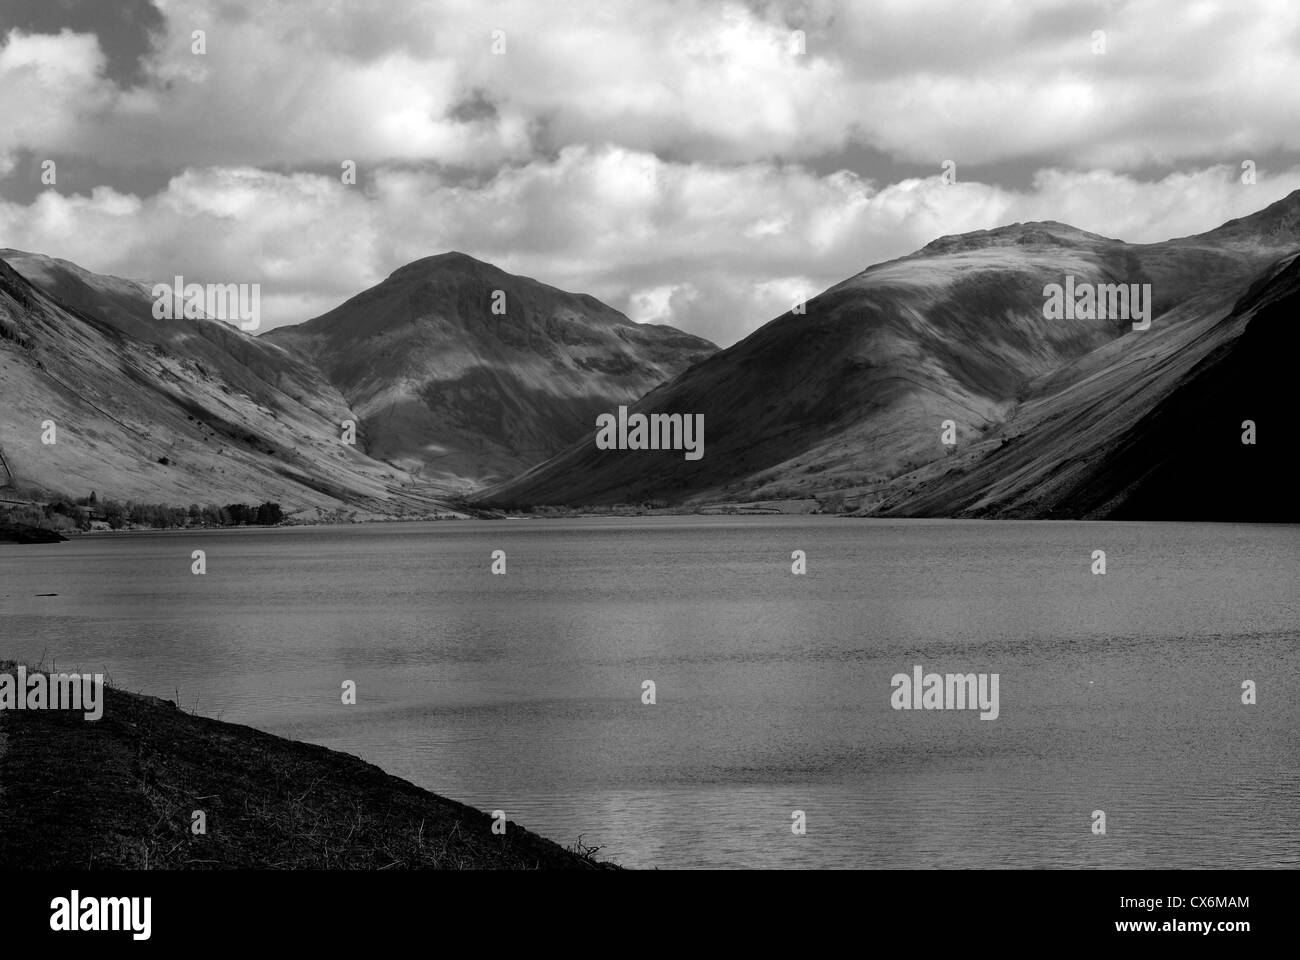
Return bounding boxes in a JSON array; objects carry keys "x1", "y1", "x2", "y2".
[
  {"x1": 4, "y1": 149, "x2": 1295, "y2": 347},
  {"x1": 0, "y1": 29, "x2": 114, "y2": 170},
  {"x1": 5, "y1": 1, "x2": 1300, "y2": 171}
]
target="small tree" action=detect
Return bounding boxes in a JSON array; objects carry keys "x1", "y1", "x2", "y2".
[{"x1": 102, "y1": 500, "x2": 126, "y2": 530}]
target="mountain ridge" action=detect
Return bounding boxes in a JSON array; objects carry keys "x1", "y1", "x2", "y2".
[
  {"x1": 476, "y1": 191, "x2": 1300, "y2": 514},
  {"x1": 0, "y1": 252, "x2": 451, "y2": 516}
]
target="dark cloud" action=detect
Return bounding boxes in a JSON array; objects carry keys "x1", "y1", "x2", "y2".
[{"x1": 0, "y1": 0, "x2": 163, "y2": 86}]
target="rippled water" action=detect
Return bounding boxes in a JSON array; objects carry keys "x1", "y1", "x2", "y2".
[{"x1": 2, "y1": 517, "x2": 1297, "y2": 868}]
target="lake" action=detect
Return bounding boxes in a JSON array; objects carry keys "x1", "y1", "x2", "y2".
[{"x1": 2, "y1": 517, "x2": 1297, "y2": 868}]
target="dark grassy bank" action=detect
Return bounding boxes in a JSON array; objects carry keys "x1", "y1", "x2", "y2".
[
  {"x1": 0, "y1": 523, "x2": 66, "y2": 544},
  {"x1": 0, "y1": 664, "x2": 614, "y2": 870}
]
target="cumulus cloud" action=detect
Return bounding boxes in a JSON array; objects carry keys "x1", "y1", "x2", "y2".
[
  {"x1": 0, "y1": 28, "x2": 114, "y2": 172},
  {"x1": 5, "y1": 1, "x2": 1300, "y2": 171},
  {"x1": 3, "y1": 150, "x2": 1295, "y2": 346}
]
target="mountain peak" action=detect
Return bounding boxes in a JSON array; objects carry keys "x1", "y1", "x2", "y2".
[
  {"x1": 263, "y1": 252, "x2": 717, "y2": 489},
  {"x1": 917, "y1": 219, "x2": 1116, "y2": 256},
  {"x1": 386, "y1": 251, "x2": 503, "y2": 282}
]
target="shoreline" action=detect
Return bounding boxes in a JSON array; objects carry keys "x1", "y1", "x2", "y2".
[{"x1": 0, "y1": 662, "x2": 615, "y2": 870}]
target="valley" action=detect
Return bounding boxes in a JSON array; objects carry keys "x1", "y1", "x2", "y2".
[{"x1": 5, "y1": 191, "x2": 1299, "y2": 524}]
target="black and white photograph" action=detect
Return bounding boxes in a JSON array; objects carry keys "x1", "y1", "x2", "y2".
[{"x1": 0, "y1": 0, "x2": 1294, "y2": 944}]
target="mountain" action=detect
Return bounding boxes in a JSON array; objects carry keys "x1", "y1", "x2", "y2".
[
  {"x1": 476, "y1": 192, "x2": 1300, "y2": 514},
  {"x1": 0, "y1": 253, "x2": 449, "y2": 516},
  {"x1": 886, "y1": 249, "x2": 1300, "y2": 520},
  {"x1": 262, "y1": 252, "x2": 716, "y2": 492},
  {"x1": 0, "y1": 249, "x2": 350, "y2": 426}
]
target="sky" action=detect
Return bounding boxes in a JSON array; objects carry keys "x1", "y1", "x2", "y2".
[{"x1": 2, "y1": 0, "x2": 1299, "y2": 347}]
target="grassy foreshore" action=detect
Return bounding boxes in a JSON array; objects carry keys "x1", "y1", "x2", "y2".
[
  {"x1": 0, "y1": 663, "x2": 613, "y2": 870},
  {"x1": 0, "y1": 519, "x2": 67, "y2": 543}
]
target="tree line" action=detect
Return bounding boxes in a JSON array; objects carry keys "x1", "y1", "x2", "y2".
[{"x1": 38, "y1": 494, "x2": 286, "y2": 530}]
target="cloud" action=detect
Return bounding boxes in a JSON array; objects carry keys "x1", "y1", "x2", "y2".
[
  {"x1": 0, "y1": 29, "x2": 114, "y2": 172},
  {"x1": 3, "y1": 148, "x2": 1295, "y2": 347},
  {"x1": 4, "y1": 1, "x2": 1300, "y2": 173}
]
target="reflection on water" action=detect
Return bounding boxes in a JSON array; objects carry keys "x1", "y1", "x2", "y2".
[{"x1": 2, "y1": 517, "x2": 1297, "y2": 868}]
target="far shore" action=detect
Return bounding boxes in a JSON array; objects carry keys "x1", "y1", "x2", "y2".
[{"x1": 2, "y1": 495, "x2": 840, "y2": 541}]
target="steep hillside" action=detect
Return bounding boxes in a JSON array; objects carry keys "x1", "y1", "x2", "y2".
[
  {"x1": 478, "y1": 194, "x2": 1300, "y2": 510},
  {"x1": 886, "y1": 251, "x2": 1300, "y2": 520},
  {"x1": 0, "y1": 255, "x2": 447, "y2": 516},
  {"x1": 264, "y1": 252, "x2": 716, "y2": 492},
  {"x1": 1, "y1": 249, "x2": 352, "y2": 427}
]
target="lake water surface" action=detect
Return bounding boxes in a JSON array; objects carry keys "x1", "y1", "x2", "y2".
[{"x1": 2, "y1": 517, "x2": 1297, "y2": 868}]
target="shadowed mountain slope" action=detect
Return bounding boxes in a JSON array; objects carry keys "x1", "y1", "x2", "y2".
[
  {"x1": 887, "y1": 250, "x2": 1300, "y2": 520},
  {"x1": 263, "y1": 252, "x2": 716, "y2": 492},
  {"x1": 477, "y1": 192, "x2": 1300, "y2": 513}
]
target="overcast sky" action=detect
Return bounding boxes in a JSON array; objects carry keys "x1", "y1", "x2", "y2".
[{"x1": 2, "y1": 0, "x2": 1299, "y2": 346}]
